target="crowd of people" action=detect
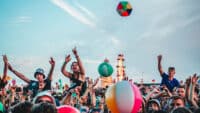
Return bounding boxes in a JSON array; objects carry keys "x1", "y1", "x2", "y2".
[{"x1": 0, "y1": 48, "x2": 199, "y2": 113}]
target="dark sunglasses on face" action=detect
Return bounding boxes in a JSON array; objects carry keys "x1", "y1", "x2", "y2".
[{"x1": 171, "y1": 103, "x2": 181, "y2": 107}]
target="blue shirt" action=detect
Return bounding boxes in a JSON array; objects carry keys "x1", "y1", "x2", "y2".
[
  {"x1": 161, "y1": 73, "x2": 180, "y2": 92},
  {"x1": 28, "y1": 79, "x2": 51, "y2": 97}
]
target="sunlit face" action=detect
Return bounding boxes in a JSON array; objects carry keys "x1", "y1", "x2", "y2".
[
  {"x1": 151, "y1": 103, "x2": 159, "y2": 111},
  {"x1": 93, "y1": 112, "x2": 100, "y2": 113},
  {"x1": 148, "y1": 102, "x2": 159, "y2": 111},
  {"x1": 171, "y1": 99, "x2": 185, "y2": 109},
  {"x1": 71, "y1": 62, "x2": 80, "y2": 72},
  {"x1": 168, "y1": 69, "x2": 175, "y2": 78},
  {"x1": 177, "y1": 88, "x2": 185, "y2": 98},
  {"x1": 36, "y1": 74, "x2": 44, "y2": 82}
]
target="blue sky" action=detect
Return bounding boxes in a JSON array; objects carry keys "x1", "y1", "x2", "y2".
[{"x1": 0, "y1": 0, "x2": 200, "y2": 85}]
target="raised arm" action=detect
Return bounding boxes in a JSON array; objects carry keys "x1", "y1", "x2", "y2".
[
  {"x1": 47, "y1": 57, "x2": 55, "y2": 81},
  {"x1": 145, "y1": 88, "x2": 159, "y2": 102},
  {"x1": 185, "y1": 77, "x2": 191, "y2": 102},
  {"x1": 61, "y1": 54, "x2": 72, "y2": 78},
  {"x1": 157, "y1": 55, "x2": 164, "y2": 77},
  {"x1": 61, "y1": 92, "x2": 72, "y2": 105},
  {"x1": 189, "y1": 74, "x2": 199, "y2": 109},
  {"x1": 8, "y1": 62, "x2": 30, "y2": 83},
  {"x1": 92, "y1": 78, "x2": 99, "y2": 88},
  {"x1": 72, "y1": 47, "x2": 85, "y2": 75},
  {"x1": 91, "y1": 89, "x2": 96, "y2": 107},
  {"x1": 2, "y1": 55, "x2": 8, "y2": 83}
]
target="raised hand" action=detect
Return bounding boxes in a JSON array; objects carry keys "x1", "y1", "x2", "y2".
[
  {"x1": 185, "y1": 76, "x2": 191, "y2": 86},
  {"x1": 48, "y1": 57, "x2": 55, "y2": 81},
  {"x1": 72, "y1": 47, "x2": 85, "y2": 75},
  {"x1": 157, "y1": 55, "x2": 162, "y2": 61},
  {"x1": 72, "y1": 47, "x2": 78, "y2": 56},
  {"x1": 191, "y1": 73, "x2": 198, "y2": 85},
  {"x1": 96, "y1": 78, "x2": 100, "y2": 82},
  {"x1": 157, "y1": 54, "x2": 164, "y2": 76},
  {"x1": 65, "y1": 55, "x2": 71, "y2": 63},
  {"x1": 152, "y1": 88, "x2": 160, "y2": 94},
  {"x1": 163, "y1": 86, "x2": 170, "y2": 92},
  {"x1": 49, "y1": 57, "x2": 55, "y2": 66},
  {"x1": 88, "y1": 79, "x2": 93, "y2": 89},
  {"x1": 3, "y1": 55, "x2": 9, "y2": 82},
  {"x1": 3, "y1": 55, "x2": 8, "y2": 64}
]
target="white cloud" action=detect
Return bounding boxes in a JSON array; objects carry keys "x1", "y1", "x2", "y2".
[
  {"x1": 14, "y1": 16, "x2": 32, "y2": 23},
  {"x1": 51, "y1": 0, "x2": 96, "y2": 28},
  {"x1": 51, "y1": 0, "x2": 123, "y2": 49},
  {"x1": 73, "y1": 1, "x2": 98, "y2": 21},
  {"x1": 137, "y1": 5, "x2": 200, "y2": 41},
  {"x1": 180, "y1": 14, "x2": 200, "y2": 28},
  {"x1": 83, "y1": 59, "x2": 101, "y2": 64}
]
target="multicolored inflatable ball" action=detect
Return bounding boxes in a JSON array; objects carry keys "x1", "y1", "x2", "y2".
[
  {"x1": 57, "y1": 105, "x2": 80, "y2": 113},
  {"x1": 117, "y1": 1, "x2": 133, "y2": 17},
  {"x1": 98, "y1": 59, "x2": 113, "y2": 77},
  {"x1": 105, "y1": 81, "x2": 142, "y2": 113}
]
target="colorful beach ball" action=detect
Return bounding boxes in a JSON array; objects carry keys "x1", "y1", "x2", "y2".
[
  {"x1": 98, "y1": 59, "x2": 113, "y2": 77},
  {"x1": 105, "y1": 81, "x2": 142, "y2": 113},
  {"x1": 117, "y1": 1, "x2": 132, "y2": 17},
  {"x1": 57, "y1": 105, "x2": 80, "y2": 113}
]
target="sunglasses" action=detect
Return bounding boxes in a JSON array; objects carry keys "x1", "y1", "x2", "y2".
[{"x1": 170, "y1": 103, "x2": 181, "y2": 107}]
